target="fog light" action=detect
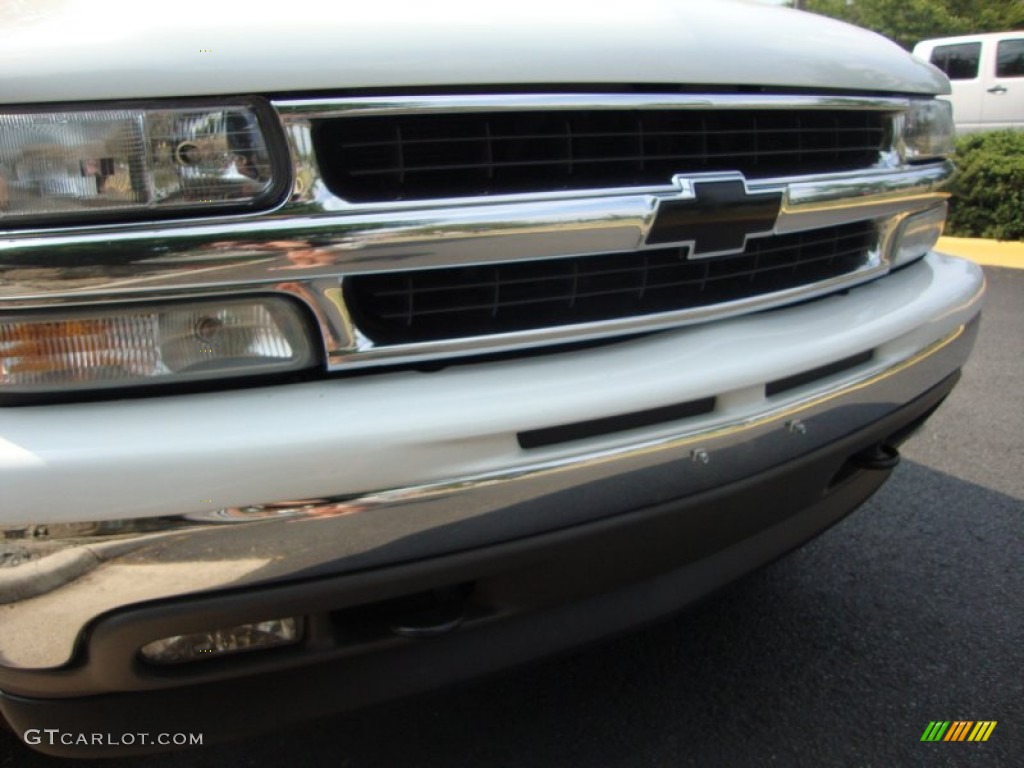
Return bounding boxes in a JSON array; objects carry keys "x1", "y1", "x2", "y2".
[
  {"x1": 139, "y1": 617, "x2": 301, "y2": 664},
  {"x1": 0, "y1": 296, "x2": 316, "y2": 395},
  {"x1": 892, "y1": 204, "x2": 947, "y2": 268}
]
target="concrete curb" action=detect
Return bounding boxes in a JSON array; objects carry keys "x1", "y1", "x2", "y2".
[
  {"x1": 0, "y1": 532, "x2": 185, "y2": 604},
  {"x1": 937, "y1": 237, "x2": 1024, "y2": 269},
  {"x1": 0, "y1": 548, "x2": 100, "y2": 604}
]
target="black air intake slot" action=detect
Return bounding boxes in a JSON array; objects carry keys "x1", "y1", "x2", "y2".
[
  {"x1": 518, "y1": 397, "x2": 716, "y2": 449},
  {"x1": 766, "y1": 350, "x2": 875, "y2": 397}
]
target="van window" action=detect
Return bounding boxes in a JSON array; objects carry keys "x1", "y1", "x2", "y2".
[
  {"x1": 930, "y1": 43, "x2": 981, "y2": 80},
  {"x1": 996, "y1": 39, "x2": 1024, "y2": 78}
]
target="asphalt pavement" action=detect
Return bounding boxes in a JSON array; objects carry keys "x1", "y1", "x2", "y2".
[{"x1": 2, "y1": 263, "x2": 1021, "y2": 768}]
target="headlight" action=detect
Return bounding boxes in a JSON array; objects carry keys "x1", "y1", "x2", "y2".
[
  {"x1": 0, "y1": 100, "x2": 286, "y2": 227},
  {"x1": 0, "y1": 296, "x2": 317, "y2": 396},
  {"x1": 899, "y1": 99, "x2": 955, "y2": 161}
]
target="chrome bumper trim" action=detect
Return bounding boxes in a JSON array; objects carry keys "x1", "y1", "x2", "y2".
[
  {"x1": 273, "y1": 92, "x2": 912, "y2": 119},
  {"x1": 0, "y1": 164, "x2": 951, "y2": 303},
  {"x1": 0, "y1": 316, "x2": 979, "y2": 671}
]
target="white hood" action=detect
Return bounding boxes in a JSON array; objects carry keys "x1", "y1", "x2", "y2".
[{"x1": 0, "y1": 0, "x2": 948, "y2": 104}]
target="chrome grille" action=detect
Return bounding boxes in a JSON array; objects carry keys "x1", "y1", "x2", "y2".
[
  {"x1": 315, "y1": 109, "x2": 891, "y2": 203},
  {"x1": 345, "y1": 221, "x2": 875, "y2": 345}
]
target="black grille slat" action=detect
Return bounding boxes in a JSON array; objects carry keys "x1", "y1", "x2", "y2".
[
  {"x1": 363, "y1": 243, "x2": 867, "y2": 308},
  {"x1": 346, "y1": 222, "x2": 875, "y2": 344},
  {"x1": 340, "y1": 125, "x2": 885, "y2": 150},
  {"x1": 346, "y1": 144, "x2": 886, "y2": 178},
  {"x1": 316, "y1": 110, "x2": 890, "y2": 203},
  {"x1": 364, "y1": 245, "x2": 869, "y2": 320},
  {"x1": 367, "y1": 260, "x2": 704, "y2": 296},
  {"x1": 361, "y1": 229, "x2": 869, "y2": 297}
]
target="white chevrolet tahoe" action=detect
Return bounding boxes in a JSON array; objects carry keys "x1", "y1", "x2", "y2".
[{"x1": 0, "y1": 0, "x2": 984, "y2": 756}]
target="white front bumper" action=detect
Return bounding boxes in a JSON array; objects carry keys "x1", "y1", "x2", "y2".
[
  {"x1": 1, "y1": 251, "x2": 983, "y2": 525},
  {"x1": 0, "y1": 251, "x2": 984, "y2": 672}
]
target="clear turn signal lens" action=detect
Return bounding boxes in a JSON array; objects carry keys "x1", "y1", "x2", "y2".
[
  {"x1": 899, "y1": 99, "x2": 955, "y2": 160},
  {"x1": 892, "y1": 204, "x2": 947, "y2": 268},
  {"x1": 0, "y1": 101, "x2": 283, "y2": 226},
  {"x1": 0, "y1": 297, "x2": 316, "y2": 394}
]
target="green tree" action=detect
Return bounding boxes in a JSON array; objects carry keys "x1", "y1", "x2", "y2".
[{"x1": 804, "y1": 0, "x2": 1024, "y2": 50}]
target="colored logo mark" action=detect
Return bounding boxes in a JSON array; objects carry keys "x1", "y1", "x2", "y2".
[{"x1": 920, "y1": 721, "x2": 997, "y2": 742}]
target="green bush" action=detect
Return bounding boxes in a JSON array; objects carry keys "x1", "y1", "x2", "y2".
[{"x1": 946, "y1": 130, "x2": 1024, "y2": 241}]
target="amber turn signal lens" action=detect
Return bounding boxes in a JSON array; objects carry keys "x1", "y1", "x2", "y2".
[{"x1": 0, "y1": 297, "x2": 316, "y2": 394}]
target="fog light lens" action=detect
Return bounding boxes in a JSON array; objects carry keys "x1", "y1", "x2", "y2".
[
  {"x1": 893, "y1": 204, "x2": 947, "y2": 267},
  {"x1": 0, "y1": 296, "x2": 316, "y2": 394},
  {"x1": 140, "y1": 618, "x2": 301, "y2": 664}
]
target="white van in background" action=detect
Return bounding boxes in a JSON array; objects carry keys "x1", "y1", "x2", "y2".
[{"x1": 914, "y1": 32, "x2": 1024, "y2": 131}]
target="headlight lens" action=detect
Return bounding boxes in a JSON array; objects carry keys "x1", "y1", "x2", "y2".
[
  {"x1": 900, "y1": 99, "x2": 955, "y2": 161},
  {"x1": 0, "y1": 101, "x2": 283, "y2": 227},
  {"x1": 0, "y1": 297, "x2": 316, "y2": 395}
]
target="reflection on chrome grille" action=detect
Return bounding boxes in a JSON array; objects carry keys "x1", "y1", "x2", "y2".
[
  {"x1": 315, "y1": 110, "x2": 890, "y2": 203},
  {"x1": 346, "y1": 222, "x2": 875, "y2": 344}
]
